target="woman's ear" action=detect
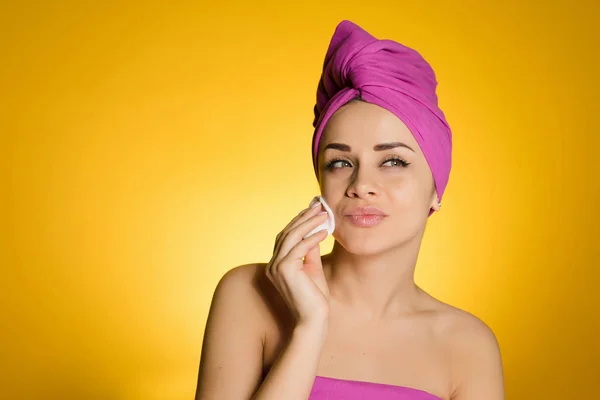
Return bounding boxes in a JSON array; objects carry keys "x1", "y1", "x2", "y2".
[{"x1": 430, "y1": 190, "x2": 442, "y2": 212}]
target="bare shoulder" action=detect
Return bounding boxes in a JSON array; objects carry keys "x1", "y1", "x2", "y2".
[
  {"x1": 418, "y1": 292, "x2": 499, "y2": 343},
  {"x1": 213, "y1": 262, "x2": 278, "y2": 310},
  {"x1": 216, "y1": 262, "x2": 264, "y2": 288},
  {"x1": 196, "y1": 263, "x2": 284, "y2": 399},
  {"x1": 435, "y1": 302, "x2": 500, "y2": 349},
  {"x1": 212, "y1": 262, "x2": 288, "y2": 327},
  {"x1": 429, "y1": 300, "x2": 505, "y2": 399}
]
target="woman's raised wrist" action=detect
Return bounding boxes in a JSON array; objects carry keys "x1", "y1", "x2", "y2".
[{"x1": 293, "y1": 318, "x2": 328, "y2": 343}]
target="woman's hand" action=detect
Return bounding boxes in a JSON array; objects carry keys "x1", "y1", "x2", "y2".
[{"x1": 266, "y1": 198, "x2": 330, "y2": 329}]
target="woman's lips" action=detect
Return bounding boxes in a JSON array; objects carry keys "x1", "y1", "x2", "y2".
[{"x1": 344, "y1": 215, "x2": 387, "y2": 227}]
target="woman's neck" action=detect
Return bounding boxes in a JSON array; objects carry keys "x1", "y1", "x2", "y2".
[{"x1": 322, "y1": 235, "x2": 427, "y2": 319}]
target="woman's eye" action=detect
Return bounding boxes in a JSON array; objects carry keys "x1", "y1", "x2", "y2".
[
  {"x1": 326, "y1": 159, "x2": 351, "y2": 169},
  {"x1": 382, "y1": 158, "x2": 409, "y2": 167}
]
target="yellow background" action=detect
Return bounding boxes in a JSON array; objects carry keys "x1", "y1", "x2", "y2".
[{"x1": 2, "y1": 1, "x2": 598, "y2": 399}]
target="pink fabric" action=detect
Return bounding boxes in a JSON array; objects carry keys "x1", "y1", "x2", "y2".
[
  {"x1": 311, "y1": 20, "x2": 452, "y2": 216},
  {"x1": 309, "y1": 376, "x2": 443, "y2": 399}
]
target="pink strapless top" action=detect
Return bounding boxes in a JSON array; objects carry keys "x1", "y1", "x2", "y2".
[{"x1": 309, "y1": 376, "x2": 443, "y2": 400}]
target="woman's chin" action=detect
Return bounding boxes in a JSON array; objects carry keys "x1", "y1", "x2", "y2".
[{"x1": 333, "y1": 232, "x2": 394, "y2": 256}]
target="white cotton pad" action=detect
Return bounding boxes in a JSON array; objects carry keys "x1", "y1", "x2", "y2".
[{"x1": 304, "y1": 196, "x2": 335, "y2": 238}]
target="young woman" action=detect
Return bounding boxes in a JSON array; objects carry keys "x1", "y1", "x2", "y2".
[{"x1": 195, "y1": 20, "x2": 504, "y2": 400}]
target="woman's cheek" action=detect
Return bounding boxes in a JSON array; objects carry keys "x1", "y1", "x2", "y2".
[
  {"x1": 389, "y1": 186, "x2": 412, "y2": 205},
  {"x1": 389, "y1": 178, "x2": 422, "y2": 205}
]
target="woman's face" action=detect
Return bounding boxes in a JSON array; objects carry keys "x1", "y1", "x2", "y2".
[{"x1": 317, "y1": 100, "x2": 440, "y2": 255}]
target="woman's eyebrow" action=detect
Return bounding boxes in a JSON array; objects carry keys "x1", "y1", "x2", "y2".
[
  {"x1": 324, "y1": 142, "x2": 415, "y2": 153},
  {"x1": 374, "y1": 142, "x2": 415, "y2": 152}
]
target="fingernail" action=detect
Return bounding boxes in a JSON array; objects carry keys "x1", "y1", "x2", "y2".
[
  {"x1": 310, "y1": 196, "x2": 321, "y2": 208},
  {"x1": 318, "y1": 211, "x2": 327, "y2": 215}
]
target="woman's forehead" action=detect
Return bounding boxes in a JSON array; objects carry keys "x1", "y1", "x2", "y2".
[{"x1": 321, "y1": 101, "x2": 419, "y2": 150}]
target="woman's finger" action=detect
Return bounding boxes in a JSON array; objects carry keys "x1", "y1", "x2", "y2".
[
  {"x1": 270, "y1": 210, "x2": 327, "y2": 276},
  {"x1": 275, "y1": 212, "x2": 328, "y2": 271},
  {"x1": 273, "y1": 201, "x2": 323, "y2": 256},
  {"x1": 278, "y1": 228, "x2": 328, "y2": 275}
]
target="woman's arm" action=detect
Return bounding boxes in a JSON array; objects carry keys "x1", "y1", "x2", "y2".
[
  {"x1": 450, "y1": 316, "x2": 505, "y2": 400},
  {"x1": 194, "y1": 265, "x2": 265, "y2": 399},
  {"x1": 194, "y1": 264, "x2": 327, "y2": 400},
  {"x1": 252, "y1": 321, "x2": 326, "y2": 399},
  {"x1": 197, "y1": 203, "x2": 330, "y2": 399}
]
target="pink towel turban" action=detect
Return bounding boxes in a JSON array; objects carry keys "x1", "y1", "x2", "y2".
[{"x1": 311, "y1": 20, "x2": 452, "y2": 216}]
